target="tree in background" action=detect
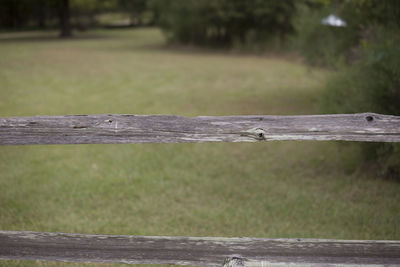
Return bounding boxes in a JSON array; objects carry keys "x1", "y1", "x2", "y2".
[
  {"x1": 296, "y1": 0, "x2": 400, "y2": 178},
  {"x1": 59, "y1": 0, "x2": 72, "y2": 37},
  {"x1": 118, "y1": 0, "x2": 147, "y2": 26},
  {"x1": 294, "y1": 0, "x2": 400, "y2": 66},
  {"x1": 152, "y1": 0, "x2": 296, "y2": 48},
  {"x1": 0, "y1": 0, "x2": 73, "y2": 36},
  {"x1": 0, "y1": 0, "x2": 37, "y2": 29},
  {"x1": 0, "y1": 0, "x2": 128, "y2": 36}
]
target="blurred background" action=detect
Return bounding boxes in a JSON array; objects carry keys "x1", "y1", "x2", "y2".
[{"x1": 0, "y1": 0, "x2": 400, "y2": 266}]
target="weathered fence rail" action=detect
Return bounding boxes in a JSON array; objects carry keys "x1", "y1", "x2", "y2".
[
  {"x1": 1, "y1": 113, "x2": 399, "y2": 145},
  {"x1": 1, "y1": 112, "x2": 400, "y2": 266},
  {"x1": 1, "y1": 231, "x2": 400, "y2": 266}
]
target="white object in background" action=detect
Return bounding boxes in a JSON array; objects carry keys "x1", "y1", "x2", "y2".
[{"x1": 321, "y1": 14, "x2": 347, "y2": 27}]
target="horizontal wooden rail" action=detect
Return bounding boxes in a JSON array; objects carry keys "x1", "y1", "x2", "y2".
[
  {"x1": 1, "y1": 231, "x2": 400, "y2": 266},
  {"x1": 0, "y1": 113, "x2": 399, "y2": 145}
]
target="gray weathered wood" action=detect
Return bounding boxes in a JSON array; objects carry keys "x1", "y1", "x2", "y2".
[
  {"x1": 1, "y1": 231, "x2": 400, "y2": 266},
  {"x1": 0, "y1": 113, "x2": 399, "y2": 145}
]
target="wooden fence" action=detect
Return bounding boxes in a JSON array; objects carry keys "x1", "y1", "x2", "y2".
[{"x1": 1, "y1": 112, "x2": 400, "y2": 266}]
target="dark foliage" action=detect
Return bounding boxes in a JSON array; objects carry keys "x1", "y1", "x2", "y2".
[
  {"x1": 0, "y1": 0, "x2": 150, "y2": 35},
  {"x1": 151, "y1": 0, "x2": 296, "y2": 47},
  {"x1": 295, "y1": 0, "x2": 400, "y2": 178}
]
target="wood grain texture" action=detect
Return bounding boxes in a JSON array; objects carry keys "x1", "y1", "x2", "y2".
[
  {"x1": 1, "y1": 231, "x2": 400, "y2": 266},
  {"x1": 0, "y1": 113, "x2": 399, "y2": 145}
]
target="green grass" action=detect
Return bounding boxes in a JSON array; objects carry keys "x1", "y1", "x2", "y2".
[{"x1": 0, "y1": 28, "x2": 399, "y2": 266}]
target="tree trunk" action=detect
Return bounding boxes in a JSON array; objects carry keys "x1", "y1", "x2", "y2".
[
  {"x1": 59, "y1": 0, "x2": 72, "y2": 37},
  {"x1": 37, "y1": 8, "x2": 46, "y2": 28}
]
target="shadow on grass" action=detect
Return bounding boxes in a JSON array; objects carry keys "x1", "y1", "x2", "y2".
[
  {"x1": 0, "y1": 26, "x2": 156, "y2": 44},
  {"x1": 0, "y1": 31, "x2": 113, "y2": 43}
]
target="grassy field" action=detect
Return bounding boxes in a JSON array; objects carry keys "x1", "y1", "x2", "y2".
[{"x1": 0, "y1": 28, "x2": 399, "y2": 266}]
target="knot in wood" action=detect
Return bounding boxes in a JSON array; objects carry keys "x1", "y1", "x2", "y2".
[
  {"x1": 366, "y1": 115, "x2": 374, "y2": 122},
  {"x1": 223, "y1": 256, "x2": 245, "y2": 267},
  {"x1": 240, "y1": 128, "x2": 266, "y2": 141},
  {"x1": 254, "y1": 128, "x2": 266, "y2": 140}
]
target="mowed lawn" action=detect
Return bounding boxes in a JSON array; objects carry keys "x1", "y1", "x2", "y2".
[{"x1": 0, "y1": 28, "x2": 399, "y2": 266}]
